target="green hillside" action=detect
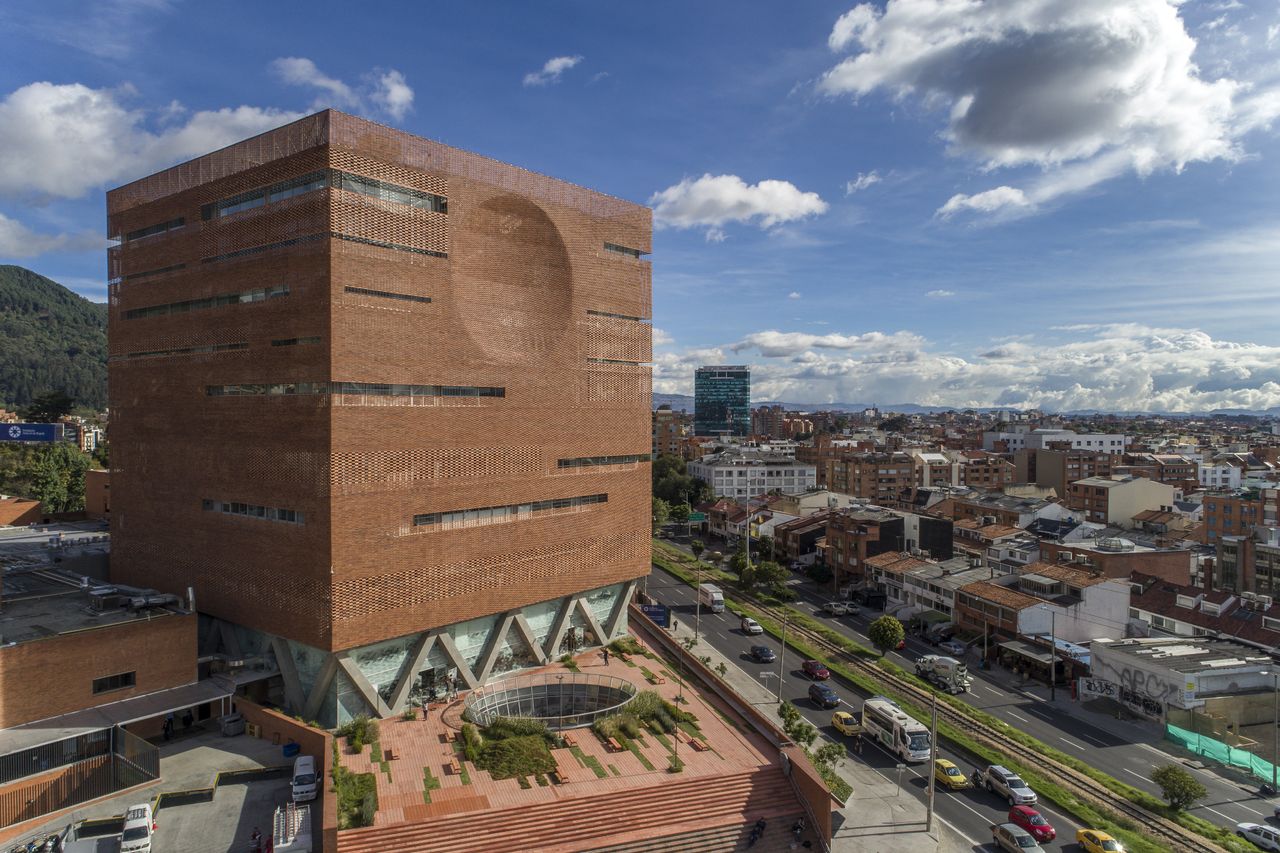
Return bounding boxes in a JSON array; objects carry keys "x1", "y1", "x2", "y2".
[{"x1": 0, "y1": 265, "x2": 107, "y2": 412}]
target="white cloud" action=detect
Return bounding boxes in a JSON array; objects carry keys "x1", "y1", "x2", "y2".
[
  {"x1": 0, "y1": 212, "x2": 103, "y2": 258},
  {"x1": 271, "y1": 58, "x2": 414, "y2": 121},
  {"x1": 653, "y1": 328, "x2": 674, "y2": 346},
  {"x1": 705, "y1": 227, "x2": 727, "y2": 243},
  {"x1": 926, "y1": 289, "x2": 955, "y2": 298},
  {"x1": 656, "y1": 323, "x2": 1280, "y2": 412},
  {"x1": 788, "y1": 291, "x2": 802, "y2": 299},
  {"x1": 844, "y1": 170, "x2": 881, "y2": 194},
  {"x1": 649, "y1": 174, "x2": 829, "y2": 234},
  {"x1": 820, "y1": 0, "x2": 1279, "y2": 217},
  {"x1": 372, "y1": 70, "x2": 414, "y2": 120},
  {"x1": 524, "y1": 55, "x2": 584, "y2": 87},
  {"x1": 0, "y1": 82, "x2": 301, "y2": 200}
]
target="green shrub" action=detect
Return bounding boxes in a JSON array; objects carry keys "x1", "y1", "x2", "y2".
[
  {"x1": 617, "y1": 714, "x2": 643, "y2": 739},
  {"x1": 402, "y1": 708, "x2": 417, "y2": 721},
  {"x1": 593, "y1": 715, "x2": 623, "y2": 741},
  {"x1": 473, "y1": 734, "x2": 556, "y2": 780},
  {"x1": 486, "y1": 717, "x2": 551, "y2": 741},
  {"x1": 627, "y1": 690, "x2": 665, "y2": 720},
  {"x1": 608, "y1": 637, "x2": 644, "y2": 656},
  {"x1": 461, "y1": 723, "x2": 483, "y2": 763}
]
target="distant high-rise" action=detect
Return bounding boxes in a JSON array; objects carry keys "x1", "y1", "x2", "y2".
[
  {"x1": 694, "y1": 365, "x2": 750, "y2": 436},
  {"x1": 107, "y1": 110, "x2": 652, "y2": 725}
]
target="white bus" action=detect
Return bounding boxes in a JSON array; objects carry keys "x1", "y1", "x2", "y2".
[{"x1": 861, "y1": 696, "x2": 931, "y2": 763}]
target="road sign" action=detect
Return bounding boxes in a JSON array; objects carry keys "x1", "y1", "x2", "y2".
[
  {"x1": 2, "y1": 423, "x2": 61, "y2": 443},
  {"x1": 639, "y1": 603, "x2": 670, "y2": 627},
  {"x1": 688, "y1": 511, "x2": 706, "y2": 522}
]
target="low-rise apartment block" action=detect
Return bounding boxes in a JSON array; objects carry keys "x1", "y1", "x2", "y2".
[{"x1": 1066, "y1": 475, "x2": 1179, "y2": 527}]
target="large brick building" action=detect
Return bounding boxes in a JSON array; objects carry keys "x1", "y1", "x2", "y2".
[{"x1": 106, "y1": 111, "x2": 652, "y2": 725}]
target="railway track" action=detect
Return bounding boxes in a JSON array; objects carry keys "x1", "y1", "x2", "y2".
[{"x1": 733, "y1": 591, "x2": 1225, "y2": 853}]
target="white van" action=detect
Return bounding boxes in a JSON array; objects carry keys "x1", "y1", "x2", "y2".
[
  {"x1": 120, "y1": 802, "x2": 155, "y2": 853},
  {"x1": 697, "y1": 583, "x2": 725, "y2": 614},
  {"x1": 291, "y1": 754, "x2": 318, "y2": 803}
]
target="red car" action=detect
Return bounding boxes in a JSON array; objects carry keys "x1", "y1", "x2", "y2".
[
  {"x1": 802, "y1": 659, "x2": 831, "y2": 680},
  {"x1": 1007, "y1": 805, "x2": 1055, "y2": 842},
  {"x1": 896, "y1": 638, "x2": 907, "y2": 650}
]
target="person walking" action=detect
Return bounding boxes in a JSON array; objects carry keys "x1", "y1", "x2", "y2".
[{"x1": 602, "y1": 648, "x2": 610, "y2": 666}]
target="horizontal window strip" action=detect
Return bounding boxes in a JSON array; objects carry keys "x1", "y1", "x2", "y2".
[
  {"x1": 202, "y1": 498, "x2": 304, "y2": 525},
  {"x1": 201, "y1": 169, "x2": 447, "y2": 222},
  {"x1": 586, "y1": 309, "x2": 650, "y2": 323},
  {"x1": 343, "y1": 286, "x2": 432, "y2": 304},
  {"x1": 333, "y1": 232, "x2": 447, "y2": 258},
  {"x1": 336, "y1": 171, "x2": 447, "y2": 213},
  {"x1": 587, "y1": 358, "x2": 648, "y2": 366},
  {"x1": 270, "y1": 337, "x2": 322, "y2": 347},
  {"x1": 206, "y1": 382, "x2": 504, "y2": 398},
  {"x1": 414, "y1": 493, "x2": 607, "y2": 528},
  {"x1": 557, "y1": 454, "x2": 651, "y2": 469},
  {"x1": 119, "y1": 342, "x2": 247, "y2": 360},
  {"x1": 603, "y1": 242, "x2": 644, "y2": 259},
  {"x1": 121, "y1": 263, "x2": 187, "y2": 282},
  {"x1": 202, "y1": 171, "x2": 328, "y2": 220},
  {"x1": 125, "y1": 217, "x2": 185, "y2": 242},
  {"x1": 201, "y1": 233, "x2": 326, "y2": 264},
  {"x1": 125, "y1": 285, "x2": 288, "y2": 320}
]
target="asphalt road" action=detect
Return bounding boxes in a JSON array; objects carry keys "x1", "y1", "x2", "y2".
[
  {"x1": 649, "y1": 568, "x2": 1086, "y2": 851},
  {"x1": 655, "y1": 539, "x2": 1280, "y2": 835}
]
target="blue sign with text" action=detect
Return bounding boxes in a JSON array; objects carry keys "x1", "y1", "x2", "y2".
[
  {"x1": 2, "y1": 423, "x2": 61, "y2": 443},
  {"x1": 639, "y1": 603, "x2": 670, "y2": 627}
]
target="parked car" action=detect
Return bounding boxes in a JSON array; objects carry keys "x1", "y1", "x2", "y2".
[
  {"x1": 1076, "y1": 828, "x2": 1125, "y2": 853},
  {"x1": 831, "y1": 710, "x2": 862, "y2": 736},
  {"x1": 938, "y1": 639, "x2": 967, "y2": 656},
  {"x1": 749, "y1": 645, "x2": 776, "y2": 663},
  {"x1": 822, "y1": 600, "x2": 853, "y2": 616},
  {"x1": 1238, "y1": 823, "x2": 1280, "y2": 852},
  {"x1": 1007, "y1": 806, "x2": 1055, "y2": 842},
  {"x1": 933, "y1": 759, "x2": 970, "y2": 791},
  {"x1": 808, "y1": 683, "x2": 841, "y2": 709},
  {"x1": 740, "y1": 617, "x2": 764, "y2": 635},
  {"x1": 802, "y1": 659, "x2": 831, "y2": 680},
  {"x1": 120, "y1": 802, "x2": 156, "y2": 853},
  {"x1": 983, "y1": 765, "x2": 1037, "y2": 805},
  {"x1": 991, "y1": 822, "x2": 1044, "y2": 853}
]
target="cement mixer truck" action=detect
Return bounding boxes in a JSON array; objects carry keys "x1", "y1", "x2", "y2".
[{"x1": 914, "y1": 655, "x2": 972, "y2": 694}]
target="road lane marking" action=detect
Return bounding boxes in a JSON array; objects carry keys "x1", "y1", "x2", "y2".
[
  {"x1": 1059, "y1": 737, "x2": 1086, "y2": 751},
  {"x1": 1079, "y1": 732, "x2": 1108, "y2": 747},
  {"x1": 1122, "y1": 769, "x2": 1147, "y2": 782},
  {"x1": 1019, "y1": 690, "x2": 1041, "y2": 701},
  {"x1": 1007, "y1": 712, "x2": 1031, "y2": 723},
  {"x1": 1199, "y1": 806, "x2": 1235, "y2": 822}
]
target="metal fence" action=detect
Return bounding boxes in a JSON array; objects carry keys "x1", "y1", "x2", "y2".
[
  {"x1": 463, "y1": 673, "x2": 638, "y2": 730},
  {"x1": 0, "y1": 727, "x2": 160, "y2": 829}
]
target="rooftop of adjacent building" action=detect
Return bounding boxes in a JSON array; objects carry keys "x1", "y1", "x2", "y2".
[
  {"x1": 0, "y1": 564, "x2": 187, "y2": 646},
  {"x1": 1092, "y1": 636, "x2": 1273, "y2": 674}
]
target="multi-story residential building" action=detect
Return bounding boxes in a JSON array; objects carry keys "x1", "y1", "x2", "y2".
[
  {"x1": 821, "y1": 507, "x2": 907, "y2": 588},
  {"x1": 694, "y1": 365, "x2": 750, "y2": 437},
  {"x1": 107, "y1": 110, "x2": 652, "y2": 724},
  {"x1": 1202, "y1": 488, "x2": 1280, "y2": 544},
  {"x1": 950, "y1": 492, "x2": 1077, "y2": 529},
  {"x1": 911, "y1": 451, "x2": 957, "y2": 488},
  {"x1": 1066, "y1": 475, "x2": 1178, "y2": 527},
  {"x1": 1039, "y1": 538, "x2": 1193, "y2": 585},
  {"x1": 982, "y1": 427, "x2": 1128, "y2": 453},
  {"x1": 1012, "y1": 562, "x2": 1131, "y2": 643},
  {"x1": 797, "y1": 435, "x2": 876, "y2": 484},
  {"x1": 1128, "y1": 571, "x2": 1280, "y2": 653},
  {"x1": 651, "y1": 404, "x2": 689, "y2": 457},
  {"x1": 1015, "y1": 447, "x2": 1114, "y2": 496},
  {"x1": 1199, "y1": 459, "x2": 1243, "y2": 491},
  {"x1": 751, "y1": 405, "x2": 814, "y2": 439},
  {"x1": 687, "y1": 449, "x2": 817, "y2": 499},
  {"x1": 824, "y1": 451, "x2": 915, "y2": 506},
  {"x1": 954, "y1": 581, "x2": 1049, "y2": 646},
  {"x1": 1215, "y1": 528, "x2": 1280, "y2": 596},
  {"x1": 959, "y1": 453, "x2": 1015, "y2": 490}
]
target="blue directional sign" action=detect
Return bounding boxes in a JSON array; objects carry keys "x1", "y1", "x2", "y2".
[
  {"x1": 639, "y1": 603, "x2": 670, "y2": 627},
  {"x1": 2, "y1": 423, "x2": 62, "y2": 443}
]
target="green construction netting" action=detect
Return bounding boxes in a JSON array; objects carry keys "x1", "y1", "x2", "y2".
[{"x1": 1166, "y1": 724, "x2": 1276, "y2": 782}]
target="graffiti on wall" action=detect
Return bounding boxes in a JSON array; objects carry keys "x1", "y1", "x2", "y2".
[{"x1": 1078, "y1": 676, "x2": 1166, "y2": 719}]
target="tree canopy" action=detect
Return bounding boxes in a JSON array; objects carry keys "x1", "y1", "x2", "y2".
[{"x1": 868, "y1": 615, "x2": 905, "y2": 656}]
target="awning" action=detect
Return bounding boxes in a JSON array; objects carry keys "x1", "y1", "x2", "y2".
[
  {"x1": 998, "y1": 640, "x2": 1055, "y2": 665},
  {"x1": 0, "y1": 679, "x2": 233, "y2": 756}
]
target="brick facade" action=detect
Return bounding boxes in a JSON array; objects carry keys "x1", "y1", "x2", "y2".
[
  {"x1": 0, "y1": 613, "x2": 195, "y2": 728},
  {"x1": 107, "y1": 111, "x2": 652, "y2": 653}
]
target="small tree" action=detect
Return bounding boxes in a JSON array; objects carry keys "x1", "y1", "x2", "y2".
[
  {"x1": 868, "y1": 615, "x2": 905, "y2": 656},
  {"x1": 1151, "y1": 765, "x2": 1206, "y2": 810},
  {"x1": 729, "y1": 545, "x2": 750, "y2": 576},
  {"x1": 777, "y1": 702, "x2": 818, "y2": 748},
  {"x1": 757, "y1": 535, "x2": 775, "y2": 561},
  {"x1": 811, "y1": 742, "x2": 846, "y2": 772},
  {"x1": 670, "y1": 502, "x2": 691, "y2": 523},
  {"x1": 23, "y1": 390, "x2": 75, "y2": 423},
  {"x1": 652, "y1": 497, "x2": 671, "y2": 530},
  {"x1": 690, "y1": 540, "x2": 705, "y2": 561}
]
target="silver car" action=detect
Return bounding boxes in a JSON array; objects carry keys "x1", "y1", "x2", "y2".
[
  {"x1": 939, "y1": 639, "x2": 967, "y2": 656},
  {"x1": 992, "y1": 822, "x2": 1045, "y2": 853}
]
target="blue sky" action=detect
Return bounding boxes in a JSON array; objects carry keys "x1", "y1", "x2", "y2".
[{"x1": 2, "y1": 0, "x2": 1279, "y2": 412}]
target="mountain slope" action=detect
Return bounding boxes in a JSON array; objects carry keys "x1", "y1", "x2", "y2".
[{"x1": 0, "y1": 265, "x2": 107, "y2": 411}]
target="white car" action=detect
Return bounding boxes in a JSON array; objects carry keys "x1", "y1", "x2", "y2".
[
  {"x1": 1239, "y1": 822, "x2": 1280, "y2": 852},
  {"x1": 121, "y1": 802, "x2": 156, "y2": 853},
  {"x1": 740, "y1": 617, "x2": 764, "y2": 635},
  {"x1": 938, "y1": 639, "x2": 967, "y2": 656},
  {"x1": 822, "y1": 601, "x2": 853, "y2": 616},
  {"x1": 984, "y1": 765, "x2": 1037, "y2": 806}
]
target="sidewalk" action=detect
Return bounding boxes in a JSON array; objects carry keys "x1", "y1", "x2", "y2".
[{"x1": 665, "y1": 618, "x2": 972, "y2": 853}]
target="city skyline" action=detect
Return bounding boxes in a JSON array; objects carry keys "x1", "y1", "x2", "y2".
[{"x1": 2, "y1": 1, "x2": 1280, "y2": 412}]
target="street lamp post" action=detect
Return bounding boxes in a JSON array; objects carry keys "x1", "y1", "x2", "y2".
[
  {"x1": 777, "y1": 609, "x2": 788, "y2": 703},
  {"x1": 1042, "y1": 605, "x2": 1057, "y2": 702},
  {"x1": 556, "y1": 674, "x2": 565, "y2": 731},
  {"x1": 1267, "y1": 670, "x2": 1279, "y2": 792},
  {"x1": 695, "y1": 559, "x2": 703, "y2": 646}
]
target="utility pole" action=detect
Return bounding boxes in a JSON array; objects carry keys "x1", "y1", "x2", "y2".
[
  {"x1": 777, "y1": 609, "x2": 788, "y2": 703},
  {"x1": 926, "y1": 691, "x2": 938, "y2": 833},
  {"x1": 694, "y1": 559, "x2": 703, "y2": 646},
  {"x1": 1046, "y1": 606, "x2": 1057, "y2": 702}
]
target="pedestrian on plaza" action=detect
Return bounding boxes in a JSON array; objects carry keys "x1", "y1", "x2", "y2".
[{"x1": 602, "y1": 648, "x2": 610, "y2": 666}]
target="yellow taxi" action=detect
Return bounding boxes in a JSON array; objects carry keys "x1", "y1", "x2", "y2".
[
  {"x1": 832, "y1": 711, "x2": 862, "y2": 736},
  {"x1": 933, "y1": 758, "x2": 971, "y2": 790},
  {"x1": 1076, "y1": 829, "x2": 1124, "y2": 853}
]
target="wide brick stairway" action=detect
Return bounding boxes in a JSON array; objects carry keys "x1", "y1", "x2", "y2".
[{"x1": 336, "y1": 765, "x2": 810, "y2": 853}]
